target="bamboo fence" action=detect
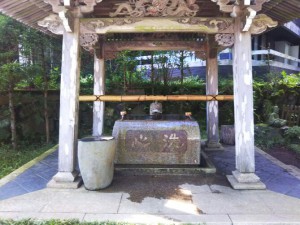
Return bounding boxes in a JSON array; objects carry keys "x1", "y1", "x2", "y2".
[{"x1": 79, "y1": 95, "x2": 234, "y2": 102}]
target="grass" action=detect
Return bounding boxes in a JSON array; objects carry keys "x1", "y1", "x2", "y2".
[
  {"x1": 0, "y1": 142, "x2": 56, "y2": 179},
  {"x1": 0, "y1": 220, "x2": 129, "y2": 225}
]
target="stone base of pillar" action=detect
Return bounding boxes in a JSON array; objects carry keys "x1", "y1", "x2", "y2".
[
  {"x1": 227, "y1": 170, "x2": 266, "y2": 190},
  {"x1": 205, "y1": 141, "x2": 224, "y2": 151},
  {"x1": 47, "y1": 171, "x2": 82, "y2": 189}
]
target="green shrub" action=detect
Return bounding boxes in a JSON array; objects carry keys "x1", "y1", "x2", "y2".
[
  {"x1": 284, "y1": 126, "x2": 300, "y2": 145},
  {"x1": 279, "y1": 126, "x2": 300, "y2": 154},
  {"x1": 254, "y1": 124, "x2": 285, "y2": 150}
]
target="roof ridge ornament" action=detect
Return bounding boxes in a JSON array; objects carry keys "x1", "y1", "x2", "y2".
[{"x1": 109, "y1": 0, "x2": 200, "y2": 17}]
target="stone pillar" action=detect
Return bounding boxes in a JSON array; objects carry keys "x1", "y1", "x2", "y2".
[
  {"x1": 205, "y1": 36, "x2": 222, "y2": 150},
  {"x1": 227, "y1": 17, "x2": 265, "y2": 189},
  {"x1": 92, "y1": 42, "x2": 105, "y2": 136},
  {"x1": 48, "y1": 17, "x2": 82, "y2": 188}
]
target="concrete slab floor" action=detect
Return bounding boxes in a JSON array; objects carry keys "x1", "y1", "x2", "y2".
[{"x1": 0, "y1": 145, "x2": 299, "y2": 224}]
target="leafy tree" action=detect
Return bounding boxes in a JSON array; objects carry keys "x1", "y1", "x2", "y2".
[
  {"x1": 0, "y1": 14, "x2": 61, "y2": 144},
  {"x1": 0, "y1": 15, "x2": 24, "y2": 148},
  {"x1": 0, "y1": 14, "x2": 23, "y2": 65},
  {"x1": 0, "y1": 63, "x2": 24, "y2": 149},
  {"x1": 18, "y1": 26, "x2": 62, "y2": 143}
]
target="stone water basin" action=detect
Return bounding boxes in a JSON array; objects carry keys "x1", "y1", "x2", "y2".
[{"x1": 112, "y1": 114, "x2": 201, "y2": 165}]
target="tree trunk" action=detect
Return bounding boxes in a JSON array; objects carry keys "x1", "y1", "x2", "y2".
[
  {"x1": 8, "y1": 85, "x2": 17, "y2": 149},
  {"x1": 41, "y1": 45, "x2": 50, "y2": 143},
  {"x1": 180, "y1": 50, "x2": 184, "y2": 113},
  {"x1": 180, "y1": 50, "x2": 184, "y2": 85},
  {"x1": 123, "y1": 63, "x2": 127, "y2": 94},
  {"x1": 151, "y1": 53, "x2": 154, "y2": 95},
  {"x1": 44, "y1": 89, "x2": 50, "y2": 143}
]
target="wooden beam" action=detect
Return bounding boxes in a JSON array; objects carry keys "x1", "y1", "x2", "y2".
[
  {"x1": 80, "y1": 17, "x2": 234, "y2": 34},
  {"x1": 79, "y1": 95, "x2": 234, "y2": 102},
  {"x1": 103, "y1": 40, "x2": 207, "y2": 52}
]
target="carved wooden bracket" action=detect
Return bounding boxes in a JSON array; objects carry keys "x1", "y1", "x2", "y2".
[
  {"x1": 44, "y1": 0, "x2": 64, "y2": 13},
  {"x1": 44, "y1": 0, "x2": 102, "y2": 14},
  {"x1": 250, "y1": 14, "x2": 278, "y2": 34},
  {"x1": 59, "y1": 9, "x2": 74, "y2": 32},
  {"x1": 38, "y1": 13, "x2": 73, "y2": 34},
  {"x1": 211, "y1": 0, "x2": 269, "y2": 14},
  {"x1": 212, "y1": 0, "x2": 273, "y2": 33},
  {"x1": 38, "y1": 14, "x2": 64, "y2": 35},
  {"x1": 242, "y1": 7, "x2": 256, "y2": 31},
  {"x1": 248, "y1": 0, "x2": 270, "y2": 12},
  {"x1": 211, "y1": 0, "x2": 234, "y2": 14},
  {"x1": 109, "y1": 0, "x2": 200, "y2": 17},
  {"x1": 215, "y1": 33, "x2": 234, "y2": 47},
  {"x1": 80, "y1": 33, "x2": 99, "y2": 52}
]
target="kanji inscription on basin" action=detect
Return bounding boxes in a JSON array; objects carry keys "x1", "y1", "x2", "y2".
[{"x1": 125, "y1": 130, "x2": 187, "y2": 153}]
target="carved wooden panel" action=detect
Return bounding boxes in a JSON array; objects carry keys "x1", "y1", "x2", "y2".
[{"x1": 109, "y1": 0, "x2": 200, "y2": 17}]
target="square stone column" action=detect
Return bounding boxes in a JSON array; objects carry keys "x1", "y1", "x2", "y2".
[
  {"x1": 92, "y1": 44, "x2": 105, "y2": 136},
  {"x1": 227, "y1": 17, "x2": 265, "y2": 190},
  {"x1": 48, "y1": 17, "x2": 82, "y2": 189},
  {"x1": 205, "y1": 36, "x2": 223, "y2": 150}
]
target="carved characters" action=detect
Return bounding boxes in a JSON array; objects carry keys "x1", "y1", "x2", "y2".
[
  {"x1": 126, "y1": 130, "x2": 187, "y2": 152},
  {"x1": 162, "y1": 133, "x2": 185, "y2": 152},
  {"x1": 109, "y1": 0, "x2": 200, "y2": 17}
]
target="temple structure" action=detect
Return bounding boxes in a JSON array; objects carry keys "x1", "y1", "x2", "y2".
[{"x1": 1, "y1": 0, "x2": 299, "y2": 189}]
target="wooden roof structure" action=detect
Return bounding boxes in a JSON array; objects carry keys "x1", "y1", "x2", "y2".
[{"x1": 0, "y1": 0, "x2": 299, "y2": 35}]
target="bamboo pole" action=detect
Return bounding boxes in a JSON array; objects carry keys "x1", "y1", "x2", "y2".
[{"x1": 79, "y1": 95, "x2": 234, "y2": 102}]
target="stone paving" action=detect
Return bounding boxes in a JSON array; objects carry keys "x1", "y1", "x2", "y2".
[
  {"x1": 207, "y1": 146, "x2": 300, "y2": 199},
  {"x1": 0, "y1": 151, "x2": 58, "y2": 201},
  {"x1": 0, "y1": 145, "x2": 300, "y2": 224}
]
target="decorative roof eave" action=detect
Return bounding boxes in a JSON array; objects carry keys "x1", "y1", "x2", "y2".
[
  {"x1": 0, "y1": 0, "x2": 53, "y2": 35},
  {"x1": 0, "y1": 0, "x2": 299, "y2": 35}
]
